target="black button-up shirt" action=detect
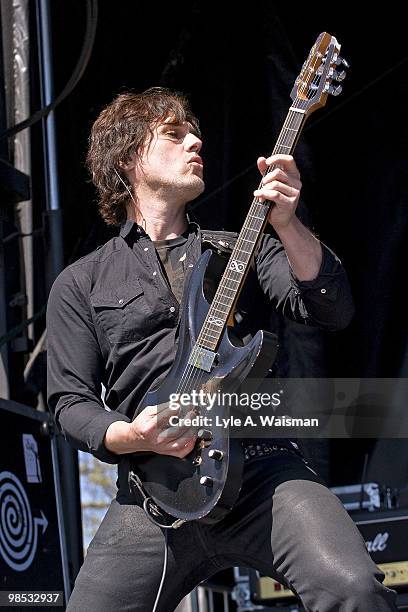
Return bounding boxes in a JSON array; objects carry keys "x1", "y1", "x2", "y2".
[{"x1": 46, "y1": 220, "x2": 354, "y2": 464}]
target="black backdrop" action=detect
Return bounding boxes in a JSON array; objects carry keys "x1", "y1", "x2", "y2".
[{"x1": 37, "y1": 1, "x2": 408, "y2": 487}]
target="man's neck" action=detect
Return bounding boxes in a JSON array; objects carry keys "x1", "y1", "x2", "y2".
[{"x1": 127, "y1": 199, "x2": 188, "y2": 241}]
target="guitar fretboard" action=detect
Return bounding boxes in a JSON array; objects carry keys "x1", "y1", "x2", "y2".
[{"x1": 196, "y1": 107, "x2": 306, "y2": 352}]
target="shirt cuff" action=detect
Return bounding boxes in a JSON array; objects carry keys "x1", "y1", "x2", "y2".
[
  {"x1": 290, "y1": 241, "x2": 344, "y2": 293},
  {"x1": 88, "y1": 410, "x2": 131, "y2": 464}
]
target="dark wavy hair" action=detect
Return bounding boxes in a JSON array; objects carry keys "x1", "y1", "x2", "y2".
[{"x1": 86, "y1": 87, "x2": 200, "y2": 226}]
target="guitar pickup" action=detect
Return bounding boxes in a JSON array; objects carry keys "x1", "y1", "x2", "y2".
[{"x1": 188, "y1": 347, "x2": 217, "y2": 372}]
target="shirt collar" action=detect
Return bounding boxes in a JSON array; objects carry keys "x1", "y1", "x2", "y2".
[
  {"x1": 119, "y1": 219, "x2": 142, "y2": 238},
  {"x1": 119, "y1": 214, "x2": 200, "y2": 241}
]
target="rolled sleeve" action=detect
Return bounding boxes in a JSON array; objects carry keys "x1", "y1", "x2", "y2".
[
  {"x1": 290, "y1": 242, "x2": 355, "y2": 330},
  {"x1": 47, "y1": 267, "x2": 130, "y2": 464},
  {"x1": 255, "y1": 232, "x2": 355, "y2": 331}
]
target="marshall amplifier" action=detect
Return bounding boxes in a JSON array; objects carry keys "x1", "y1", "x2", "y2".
[{"x1": 353, "y1": 507, "x2": 408, "y2": 589}]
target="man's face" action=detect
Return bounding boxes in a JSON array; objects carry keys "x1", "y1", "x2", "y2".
[{"x1": 134, "y1": 116, "x2": 204, "y2": 203}]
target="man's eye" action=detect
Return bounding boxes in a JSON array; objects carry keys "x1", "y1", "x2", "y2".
[{"x1": 160, "y1": 129, "x2": 183, "y2": 140}]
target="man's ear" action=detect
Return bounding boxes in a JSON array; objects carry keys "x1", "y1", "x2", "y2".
[{"x1": 118, "y1": 159, "x2": 135, "y2": 172}]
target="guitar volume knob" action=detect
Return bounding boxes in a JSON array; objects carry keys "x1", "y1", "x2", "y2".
[
  {"x1": 197, "y1": 429, "x2": 213, "y2": 447},
  {"x1": 200, "y1": 476, "x2": 214, "y2": 487},
  {"x1": 208, "y1": 449, "x2": 224, "y2": 461}
]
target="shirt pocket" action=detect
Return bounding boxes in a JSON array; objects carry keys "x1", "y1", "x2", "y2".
[{"x1": 90, "y1": 279, "x2": 151, "y2": 343}]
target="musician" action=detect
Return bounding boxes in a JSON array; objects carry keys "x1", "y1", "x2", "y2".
[{"x1": 47, "y1": 88, "x2": 397, "y2": 611}]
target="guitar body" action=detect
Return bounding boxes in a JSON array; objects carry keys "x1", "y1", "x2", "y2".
[{"x1": 131, "y1": 250, "x2": 278, "y2": 523}]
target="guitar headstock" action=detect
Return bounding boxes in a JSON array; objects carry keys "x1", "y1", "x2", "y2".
[{"x1": 290, "y1": 32, "x2": 349, "y2": 115}]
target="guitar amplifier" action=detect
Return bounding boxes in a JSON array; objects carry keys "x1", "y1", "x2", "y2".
[{"x1": 244, "y1": 506, "x2": 408, "y2": 608}]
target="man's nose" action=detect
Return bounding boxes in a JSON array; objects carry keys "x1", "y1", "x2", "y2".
[{"x1": 185, "y1": 134, "x2": 202, "y2": 153}]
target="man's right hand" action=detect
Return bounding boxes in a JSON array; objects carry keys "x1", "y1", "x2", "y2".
[{"x1": 104, "y1": 403, "x2": 198, "y2": 459}]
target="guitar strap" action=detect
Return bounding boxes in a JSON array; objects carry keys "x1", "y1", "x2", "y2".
[
  {"x1": 199, "y1": 228, "x2": 272, "y2": 345},
  {"x1": 199, "y1": 228, "x2": 238, "y2": 256}
]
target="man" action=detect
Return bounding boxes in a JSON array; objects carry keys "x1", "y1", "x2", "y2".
[{"x1": 47, "y1": 88, "x2": 397, "y2": 611}]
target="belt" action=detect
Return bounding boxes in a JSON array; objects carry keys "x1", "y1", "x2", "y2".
[{"x1": 242, "y1": 441, "x2": 303, "y2": 462}]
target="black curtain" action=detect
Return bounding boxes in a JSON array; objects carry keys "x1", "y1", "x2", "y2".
[{"x1": 47, "y1": 1, "x2": 408, "y2": 488}]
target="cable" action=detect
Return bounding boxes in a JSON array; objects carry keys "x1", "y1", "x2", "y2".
[
  {"x1": 127, "y1": 471, "x2": 183, "y2": 610},
  {"x1": 152, "y1": 528, "x2": 169, "y2": 612},
  {"x1": 0, "y1": 0, "x2": 98, "y2": 354},
  {"x1": 0, "y1": 304, "x2": 46, "y2": 349},
  {"x1": 24, "y1": 329, "x2": 46, "y2": 380},
  {"x1": 0, "y1": 0, "x2": 98, "y2": 142},
  {"x1": 1, "y1": 228, "x2": 43, "y2": 244}
]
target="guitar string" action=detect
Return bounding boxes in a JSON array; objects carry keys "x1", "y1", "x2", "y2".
[
  {"x1": 170, "y1": 47, "x2": 331, "y2": 436},
  {"x1": 170, "y1": 128, "x2": 303, "y2": 430},
  {"x1": 173, "y1": 57, "x2": 322, "y2": 398},
  {"x1": 172, "y1": 61, "x2": 324, "y2": 418},
  {"x1": 171, "y1": 57, "x2": 324, "y2": 429},
  {"x1": 186, "y1": 45, "x2": 324, "y2": 360},
  {"x1": 174, "y1": 110, "x2": 305, "y2": 397}
]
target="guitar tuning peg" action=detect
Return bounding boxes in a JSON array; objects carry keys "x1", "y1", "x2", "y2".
[
  {"x1": 328, "y1": 84, "x2": 343, "y2": 96},
  {"x1": 335, "y1": 56, "x2": 350, "y2": 68},
  {"x1": 333, "y1": 69, "x2": 347, "y2": 82}
]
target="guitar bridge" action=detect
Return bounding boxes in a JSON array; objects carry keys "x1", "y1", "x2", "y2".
[{"x1": 188, "y1": 346, "x2": 217, "y2": 372}]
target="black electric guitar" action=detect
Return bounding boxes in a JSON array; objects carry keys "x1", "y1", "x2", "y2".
[{"x1": 130, "y1": 32, "x2": 348, "y2": 526}]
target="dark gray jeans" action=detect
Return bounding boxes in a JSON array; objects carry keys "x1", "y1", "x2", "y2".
[{"x1": 67, "y1": 453, "x2": 397, "y2": 612}]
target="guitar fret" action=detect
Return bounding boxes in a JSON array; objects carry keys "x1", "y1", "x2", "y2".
[
  {"x1": 200, "y1": 330, "x2": 219, "y2": 340},
  {"x1": 230, "y1": 251, "x2": 251, "y2": 259},
  {"x1": 200, "y1": 344, "x2": 217, "y2": 352},
  {"x1": 200, "y1": 344, "x2": 217, "y2": 351},
  {"x1": 205, "y1": 95, "x2": 305, "y2": 338},
  {"x1": 214, "y1": 299, "x2": 231, "y2": 307},
  {"x1": 211, "y1": 306, "x2": 228, "y2": 315},
  {"x1": 219, "y1": 287, "x2": 235, "y2": 295}
]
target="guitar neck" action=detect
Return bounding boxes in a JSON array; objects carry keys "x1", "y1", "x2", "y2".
[{"x1": 196, "y1": 106, "x2": 307, "y2": 352}]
